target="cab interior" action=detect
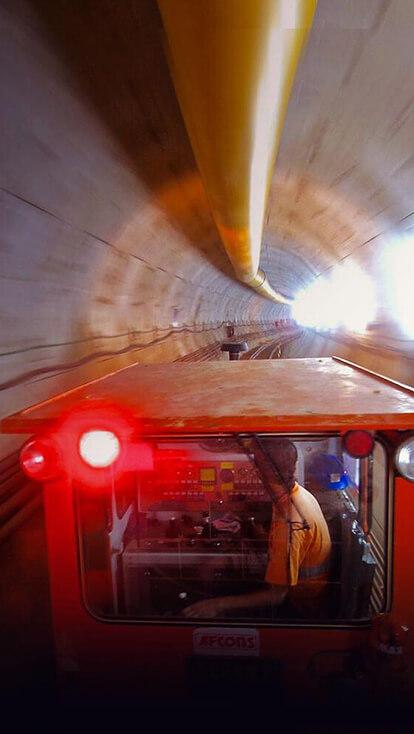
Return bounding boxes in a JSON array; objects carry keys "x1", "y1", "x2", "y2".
[{"x1": 76, "y1": 434, "x2": 388, "y2": 625}]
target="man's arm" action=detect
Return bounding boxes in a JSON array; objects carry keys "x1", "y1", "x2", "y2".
[{"x1": 182, "y1": 584, "x2": 288, "y2": 618}]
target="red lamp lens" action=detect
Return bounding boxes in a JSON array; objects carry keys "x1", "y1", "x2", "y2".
[
  {"x1": 343, "y1": 430, "x2": 374, "y2": 458},
  {"x1": 20, "y1": 438, "x2": 62, "y2": 481},
  {"x1": 79, "y1": 430, "x2": 121, "y2": 468}
]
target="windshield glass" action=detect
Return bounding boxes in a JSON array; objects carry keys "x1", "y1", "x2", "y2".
[{"x1": 76, "y1": 434, "x2": 387, "y2": 624}]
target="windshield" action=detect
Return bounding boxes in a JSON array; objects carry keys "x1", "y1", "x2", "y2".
[{"x1": 76, "y1": 434, "x2": 388, "y2": 624}]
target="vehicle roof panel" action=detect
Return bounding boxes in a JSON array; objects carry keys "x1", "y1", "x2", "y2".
[{"x1": 2, "y1": 358, "x2": 414, "y2": 434}]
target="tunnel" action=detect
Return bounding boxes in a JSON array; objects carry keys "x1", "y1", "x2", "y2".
[{"x1": 1, "y1": 1, "x2": 414, "y2": 730}]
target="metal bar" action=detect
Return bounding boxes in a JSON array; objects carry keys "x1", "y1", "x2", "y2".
[{"x1": 332, "y1": 355, "x2": 414, "y2": 396}]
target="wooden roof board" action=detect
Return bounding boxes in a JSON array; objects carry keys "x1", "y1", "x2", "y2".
[{"x1": 2, "y1": 358, "x2": 414, "y2": 435}]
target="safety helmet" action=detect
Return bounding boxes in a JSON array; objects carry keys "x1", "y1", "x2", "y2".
[{"x1": 307, "y1": 453, "x2": 349, "y2": 491}]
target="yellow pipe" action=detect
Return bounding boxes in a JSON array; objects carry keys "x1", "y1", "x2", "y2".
[{"x1": 158, "y1": 0, "x2": 317, "y2": 304}]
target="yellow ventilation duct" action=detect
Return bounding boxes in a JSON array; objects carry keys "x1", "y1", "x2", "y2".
[{"x1": 158, "y1": 0, "x2": 317, "y2": 305}]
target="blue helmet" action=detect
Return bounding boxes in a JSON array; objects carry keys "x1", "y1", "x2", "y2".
[{"x1": 307, "y1": 453, "x2": 349, "y2": 491}]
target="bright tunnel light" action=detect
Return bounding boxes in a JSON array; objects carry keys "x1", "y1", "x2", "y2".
[
  {"x1": 385, "y1": 235, "x2": 414, "y2": 338},
  {"x1": 292, "y1": 262, "x2": 376, "y2": 333},
  {"x1": 79, "y1": 430, "x2": 121, "y2": 468}
]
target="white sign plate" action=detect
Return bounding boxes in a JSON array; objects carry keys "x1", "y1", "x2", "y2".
[{"x1": 193, "y1": 627, "x2": 260, "y2": 657}]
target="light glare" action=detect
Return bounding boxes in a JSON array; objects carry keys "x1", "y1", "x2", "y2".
[
  {"x1": 292, "y1": 262, "x2": 376, "y2": 333},
  {"x1": 385, "y1": 236, "x2": 414, "y2": 337},
  {"x1": 79, "y1": 430, "x2": 121, "y2": 468}
]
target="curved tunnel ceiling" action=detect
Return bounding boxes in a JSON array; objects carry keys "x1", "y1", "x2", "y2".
[{"x1": 1, "y1": 0, "x2": 414, "y2": 455}]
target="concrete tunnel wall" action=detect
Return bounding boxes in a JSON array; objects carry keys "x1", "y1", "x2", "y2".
[
  {"x1": 0, "y1": 0, "x2": 287, "y2": 461},
  {"x1": 2, "y1": 0, "x2": 414, "y2": 465},
  {"x1": 1, "y1": 0, "x2": 414, "y2": 449}
]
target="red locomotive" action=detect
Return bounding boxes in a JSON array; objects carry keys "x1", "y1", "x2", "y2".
[{"x1": 2, "y1": 357, "x2": 413, "y2": 712}]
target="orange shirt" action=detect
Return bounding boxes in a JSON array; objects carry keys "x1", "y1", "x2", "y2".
[{"x1": 265, "y1": 483, "x2": 332, "y2": 604}]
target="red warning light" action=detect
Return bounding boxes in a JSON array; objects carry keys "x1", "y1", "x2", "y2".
[
  {"x1": 79, "y1": 430, "x2": 121, "y2": 468},
  {"x1": 343, "y1": 430, "x2": 374, "y2": 458},
  {"x1": 20, "y1": 400, "x2": 154, "y2": 488},
  {"x1": 20, "y1": 437, "x2": 62, "y2": 481}
]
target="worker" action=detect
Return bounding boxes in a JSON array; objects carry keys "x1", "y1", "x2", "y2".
[{"x1": 183, "y1": 439, "x2": 332, "y2": 619}]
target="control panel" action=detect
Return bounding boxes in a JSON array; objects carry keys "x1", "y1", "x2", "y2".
[{"x1": 122, "y1": 439, "x2": 273, "y2": 616}]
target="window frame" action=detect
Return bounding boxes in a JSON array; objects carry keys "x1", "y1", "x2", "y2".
[{"x1": 75, "y1": 431, "x2": 391, "y2": 629}]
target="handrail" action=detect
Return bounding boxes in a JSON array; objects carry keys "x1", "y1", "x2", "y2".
[{"x1": 332, "y1": 356, "x2": 414, "y2": 397}]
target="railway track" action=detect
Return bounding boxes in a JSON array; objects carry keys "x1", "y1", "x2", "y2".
[{"x1": 243, "y1": 329, "x2": 302, "y2": 361}]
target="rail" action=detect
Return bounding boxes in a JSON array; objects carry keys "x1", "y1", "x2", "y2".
[{"x1": 243, "y1": 329, "x2": 303, "y2": 360}]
